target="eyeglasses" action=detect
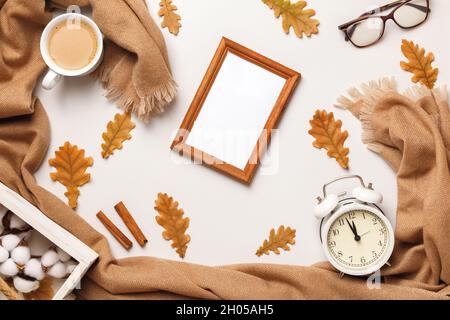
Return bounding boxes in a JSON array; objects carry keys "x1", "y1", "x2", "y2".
[{"x1": 338, "y1": 0, "x2": 430, "y2": 48}]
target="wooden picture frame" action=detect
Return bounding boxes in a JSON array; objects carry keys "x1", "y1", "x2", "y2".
[
  {"x1": 171, "y1": 37, "x2": 300, "y2": 184},
  {"x1": 0, "y1": 182, "x2": 98, "y2": 300}
]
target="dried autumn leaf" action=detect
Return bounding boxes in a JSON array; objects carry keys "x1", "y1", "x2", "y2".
[
  {"x1": 400, "y1": 39, "x2": 438, "y2": 89},
  {"x1": 49, "y1": 142, "x2": 94, "y2": 209},
  {"x1": 101, "y1": 112, "x2": 136, "y2": 159},
  {"x1": 262, "y1": 0, "x2": 319, "y2": 38},
  {"x1": 158, "y1": 0, "x2": 181, "y2": 36},
  {"x1": 256, "y1": 226, "x2": 296, "y2": 257},
  {"x1": 154, "y1": 193, "x2": 190, "y2": 258},
  {"x1": 308, "y1": 110, "x2": 349, "y2": 169},
  {"x1": 24, "y1": 278, "x2": 54, "y2": 301}
]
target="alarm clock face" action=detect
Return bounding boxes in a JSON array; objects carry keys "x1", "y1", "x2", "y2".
[{"x1": 324, "y1": 205, "x2": 394, "y2": 275}]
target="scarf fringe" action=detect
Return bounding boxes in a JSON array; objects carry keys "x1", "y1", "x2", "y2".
[
  {"x1": 336, "y1": 78, "x2": 449, "y2": 153},
  {"x1": 335, "y1": 77, "x2": 397, "y2": 153},
  {"x1": 95, "y1": 66, "x2": 178, "y2": 122},
  {"x1": 403, "y1": 85, "x2": 449, "y2": 105},
  {"x1": 335, "y1": 77, "x2": 397, "y2": 110}
]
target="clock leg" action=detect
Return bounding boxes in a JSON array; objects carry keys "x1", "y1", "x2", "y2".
[{"x1": 339, "y1": 272, "x2": 345, "y2": 279}]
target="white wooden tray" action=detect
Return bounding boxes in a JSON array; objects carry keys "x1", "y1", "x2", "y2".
[{"x1": 0, "y1": 182, "x2": 98, "y2": 300}]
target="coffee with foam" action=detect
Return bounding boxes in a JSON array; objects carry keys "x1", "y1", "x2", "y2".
[{"x1": 48, "y1": 20, "x2": 98, "y2": 70}]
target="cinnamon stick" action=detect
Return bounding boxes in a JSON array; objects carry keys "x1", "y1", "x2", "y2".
[
  {"x1": 96, "y1": 211, "x2": 133, "y2": 250},
  {"x1": 114, "y1": 201, "x2": 148, "y2": 247}
]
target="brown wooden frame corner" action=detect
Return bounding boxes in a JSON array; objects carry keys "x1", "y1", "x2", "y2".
[{"x1": 170, "y1": 37, "x2": 301, "y2": 184}]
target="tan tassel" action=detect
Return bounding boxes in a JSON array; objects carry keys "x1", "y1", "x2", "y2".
[
  {"x1": 335, "y1": 77, "x2": 397, "y2": 110},
  {"x1": 403, "y1": 84, "x2": 448, "y2": 105},
  {"x1": 335, "y1": 77, "x2": 398, "y2": 154}
]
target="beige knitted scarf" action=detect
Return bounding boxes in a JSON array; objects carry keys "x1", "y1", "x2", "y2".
[{"x1": 0, "y1": 0, "x2": 449, "y2": 300}]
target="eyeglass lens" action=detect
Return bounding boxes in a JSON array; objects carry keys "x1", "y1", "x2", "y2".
[
  {"x1": 346, "y1": 0, "x2": 429, "y2": 47},
  {"x1": 393, "y1": 0, "x2": 428, "y2": 28}
]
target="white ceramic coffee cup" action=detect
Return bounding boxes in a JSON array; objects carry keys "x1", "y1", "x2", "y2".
[{"x1": 40, "y1": 13, "x2": 104, "y2": 90}]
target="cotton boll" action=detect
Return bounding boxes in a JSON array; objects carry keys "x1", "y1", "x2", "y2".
[
  {"x1": 0, "y1": 246, "x2": 9, "y2": 263},
  {"x1": 13, "y1": 276, "x2": 40, "y2": 294},
  {"x1": 24, "y1": 258, "x2": 45, "y2": 281},
  {"x1": 11, "y1": 246, "x2": 31, "y2": 265},
  {"x1": 1, "y1": 234, "x2": 21, "y2": 251},
  {"x1": 56, "y1": 247, "x2": 71, "y2": 263},
  {"x1": 9, "y1": 215, "x2": 29, "y2": 231},
  {"x1": 0, "y1": 258, "x2": 19, "y2": 276},
  {"x1": 41, "y1": 249, "x2": 59, "y2": 267},
  {"x1": 47, "y1": 261, "x2": 67, "y2": 278}
]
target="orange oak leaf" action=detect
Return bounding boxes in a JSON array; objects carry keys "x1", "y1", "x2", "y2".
[
  {"x1": 49, "y1": 142, "x2": 93, "y2": 209},
  {"x1": 400, "y1": 39, "x2": 439, "y2": 89},
  {"x1": 101, "y1": 112, "x2": 136, "y2": 159},
  {"x1": 308, "y1": 110, "x2": 349, "y2": 169},
  {"x1": 262, "y1": 0, "x2": 319, "y2": 38},
  {"x1": 154, "y1": 193, "x2": 190, "y2": 258},
  {"x1": 158, "y1": 0, "x2": 181, "y2": 36},
  {"x1": 256, "y1": 226, "x2": 296, "y2": 257}
]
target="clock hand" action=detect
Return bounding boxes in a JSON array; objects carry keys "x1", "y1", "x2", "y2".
[
  {"x1": 352, "y1": 221, "x2": 361, "y2": 241},
  {"x1": 346, "y1": 218, "x2": 360, "y2": 242},
  {"x1": 345, "y1": 218, "x2": 355, "y2": 233},
  {"x1": 348, "y1": 219, "x2": 361, "y2": 242},
  {"x1": 360, "y1": 231, "x2": 371, "y2": 238},
  {"x1": 352, "y1": 220, "x2": 360, "y2": 236}
]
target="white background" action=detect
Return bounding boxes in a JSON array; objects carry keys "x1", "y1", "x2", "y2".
[{"x1": 35, "y1": 0, "x2": 450, "y2": 267}]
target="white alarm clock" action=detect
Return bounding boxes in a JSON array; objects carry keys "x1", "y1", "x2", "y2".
[{"x1": 314, "y1": 175, "x2": 394, "y2": 276}]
